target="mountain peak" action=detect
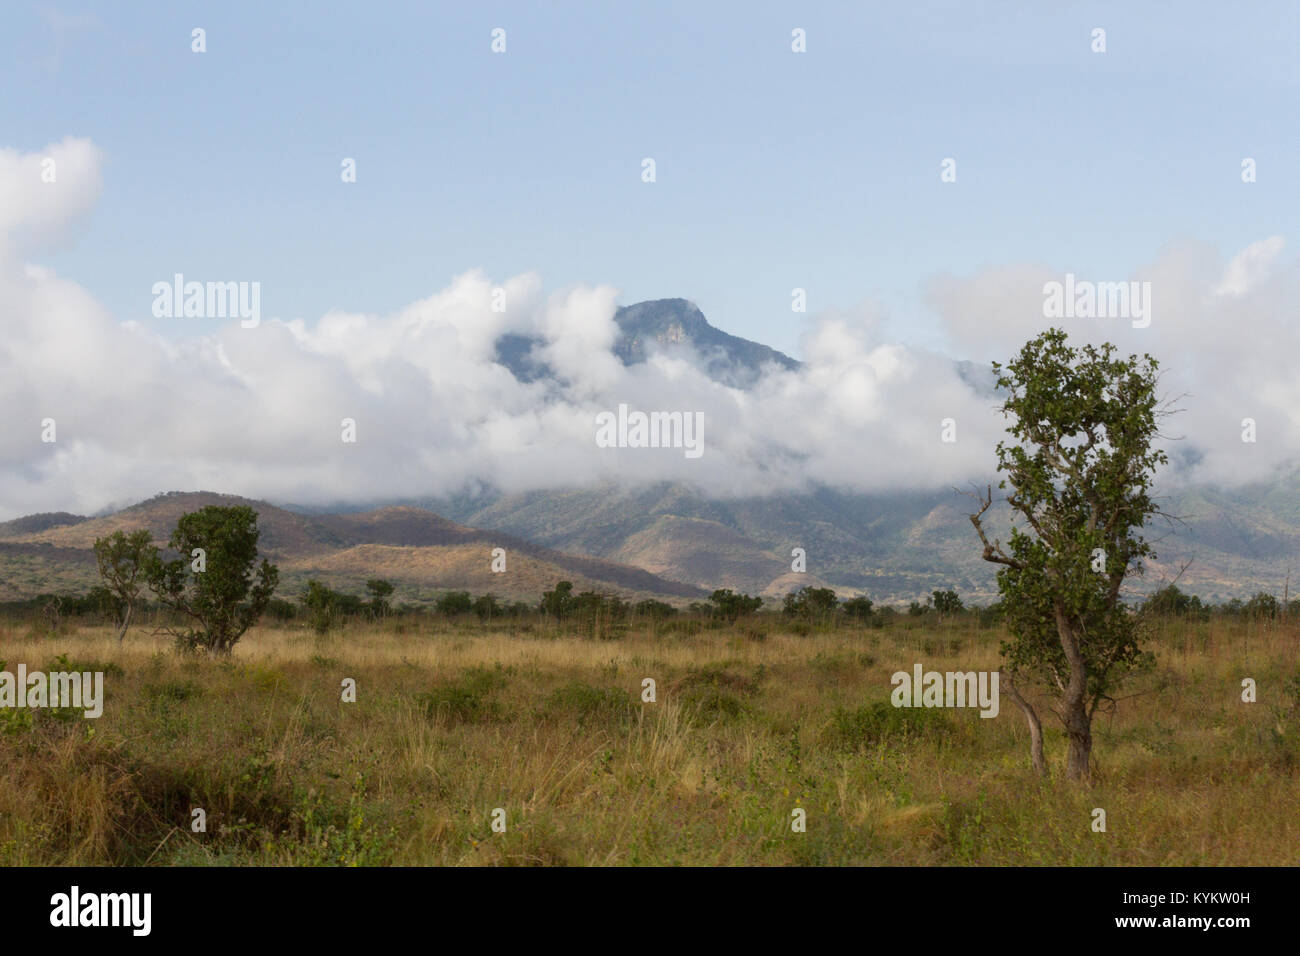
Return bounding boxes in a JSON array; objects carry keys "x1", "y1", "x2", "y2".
[
  {"x1": 612, "y1": 299, "x2": 799, "y2": 385},
  {"x1": 493, "y1": 297, "x2": 799, "y2": 388},
  {"x1": 614, "y1": 297, "x2": 709, "y2": 333}
]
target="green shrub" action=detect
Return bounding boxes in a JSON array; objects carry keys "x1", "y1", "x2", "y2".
[
  {"x1": 680, "y1": 685, "x2": 747, "y2": 720},
  {"x1": 292, "y1": 776, "x2": 394, "y2": 866},
  {"x1": 417, "y1": 665, "x2": 508, "y2": 724},
  {"x1": 633, "y1": 599, "x2": 677, "y2": 620},
  {"x1": 673, "y1": 664, "x2": 760, "y2": 721},
  {"x1": 435, "y1": 591, "x2": 474, "y2": 617},
  {"x1": 540, "y1": 681, "x2": 633, "y2": 727},
  {"x1": 820, "y1": 701, "x2": 951, "y2": 751}
]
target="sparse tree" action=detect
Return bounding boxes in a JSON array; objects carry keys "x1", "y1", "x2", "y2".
[
  {"x1": 366, "y1": 578, "x2": 395, "y2": 618},
  {"x1": 967, "y1": 329, "x2": 1165, "y2": 780},
  {"x1": 473, "y1": 593, "x2": 501, "y2": 622},
  {"x1": 571, "y1": 590, "x2": 629, "y2": 639},
  {"x1": 841, "y1": 595, "x2": 874, "y2": 623},
  {"x1": 1243, "y1": 591, "x2": 1279, "y2": 621},
  {"x1": 146, "y1": 505, "x2": 279, "y2": 654},
  {"x1": 708, "y1": 588, "x2": 763, "y2": 622},
  {"x1": 301, "y1": 579, "x2": 340, "y2": 634},
  {"x1": 931, "y1": 589, "x2": 963, "y2": 621},
  {"x1": 436, "y1": 590, "x2": 474, "y2": 616},
  {"x1": 93, "y1": 528, "x2": 158, "y2": 642},
  {"x1": 783, "y1": 586, "x2": 838, "y2": 622},
  {"x1": 540, "y1": 581, "x2": 575, "y2": 619},
  {"x1": 1142, "y1": 583, "x2": 1206, "y2": 620},
  {"x1": 633, "y1": 599, "x2": 677, "y2": 620},
  {"x1": 1220, "y1": 598, "x2": 1245, "y2": 617}
]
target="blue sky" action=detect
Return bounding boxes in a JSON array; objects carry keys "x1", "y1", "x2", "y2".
[{"x1": 2, "y1": 0, "x2": 1297, "y2": 359}]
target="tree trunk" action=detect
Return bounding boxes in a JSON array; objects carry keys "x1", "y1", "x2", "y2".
[
  {"x1": 1002, "y1": 672, "x2": 1046, "y2": 776},
  {"x1": 1055, "y1": 608, "x2": 1093, "y2": 780},
  {"x1": 117, "y1": 601, "x2": 133, "y2": 643},
  {"x1": 1064, "y1": 699, "x2": 1093, "y2": 780}
]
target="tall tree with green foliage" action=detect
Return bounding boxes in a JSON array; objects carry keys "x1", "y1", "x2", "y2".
[
  {"x1": 967, "y1": 329, "x2": 1166, "y2": 779},
  {"x1": 540, "y1": 581, "x2": 575, "y2": 619},
  {"x1": 783, "y1": 586, "x2": 839, "y2": 621},
  {"x1": 301, "y1": 579, "x2": 341, "y2": 634},
  {"x1": 1142, "y1": 584, "x2": 1206, "y2": 619},
  {"x1": 472, "y1": 593, "x2": 501, "y2": 622},
  {"x1": 708, "y1": 588, "x2": 763, "y2": 622},
  {"x1": 436, "y1": 590, "x2": 474, "y2": 616},
  {"x1": 92, "y1": 528, "x2": 158, "y2": 642},
  {"x1": 366, "y1": 579, "x2": 395, "y2": 618},
  {"x1": 931, "y1": 589, "x2": 963, "y2": 622},
  {"x1": 841, "y1": 595, "x2": 874, "y2": 622},
  {"x1": 146, "y1": 505, "x2": 279, "y2": 654}
]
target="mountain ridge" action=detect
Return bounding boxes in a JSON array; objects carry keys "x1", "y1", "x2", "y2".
[
  {"x1": 494, "y1": 297, "x2": 800, "y2": 388},
  {"x1": 6, "y1": 299, "x2": 1299, "y2": 605},
  {"x1": 0, "y1": 491, "x2": 706, "y2": 604}
]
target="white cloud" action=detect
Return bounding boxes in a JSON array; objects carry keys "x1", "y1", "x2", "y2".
[
  {"x1": 925, "y1": 239, "x2": 1300, "y2": 489},
  {"x1": 0, "y1": 137, "x2": 103, "y2": 253},
  {"x1": 1, "y1": 138, "x2": 1297, "y2": 519},
  {"x1": 1214, "y1": 235, "x2": 1285, "y2": 297}
]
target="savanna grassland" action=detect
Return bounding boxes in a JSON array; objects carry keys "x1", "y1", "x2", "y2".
[{"x1": 0, "y1": 612, "x2": 1296, "y2": 866}]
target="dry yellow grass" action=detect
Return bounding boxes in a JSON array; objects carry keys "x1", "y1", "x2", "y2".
[{"x1": 0, "y1": 614, "x2": 1296, "y2": 865}]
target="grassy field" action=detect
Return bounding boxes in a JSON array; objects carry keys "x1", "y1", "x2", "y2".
[{"x1": 0, "y1": 613, "x2": 1296, "y2": 866}]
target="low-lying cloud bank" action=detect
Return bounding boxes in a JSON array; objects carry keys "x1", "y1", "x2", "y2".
[{"x1": 2, "y1": 138, "x2": 1297, "y2": 520}]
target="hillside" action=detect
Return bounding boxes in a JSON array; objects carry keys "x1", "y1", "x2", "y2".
[
  {"x1": 424, "y1": 478, "x2": 1300, "y2": 605},
  {"x1": 6, "y1": 298, "x2": 1300, "y2": 607},
  {"x1": 424, "y1": 483, "x2": 1000, "y2": 603},
  {"x1": 0, "y1": 492, "x2": 706, "y2": 605}
]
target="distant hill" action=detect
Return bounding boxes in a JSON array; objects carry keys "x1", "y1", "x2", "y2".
[
  {"x1": 0, "y1": 492, "x2": 706, "y2": 604},
  {"x1": 423, "y1": 477, "x2": 1300, "y2": 605},
  {"x1": 8, "y1": 482, "x2": 1296, "y2": 609},
  {"x1": 494, "y1": 297, "x2": 800, "y2": 388},
  {"x1": 0, "y1": 512, "x2": 88, "y2": 537},
  {"x1": 424, "y1": 482, "x2": 1000, "y2": 604},
  {"x1": 7, "y1": 297, "x2": 1300, "y2": 608},
  {"x1": 462, "y1": 297, "x2": 1300, "y2": 605}
]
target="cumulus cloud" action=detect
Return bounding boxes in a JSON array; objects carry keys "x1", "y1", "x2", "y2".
[
  {"x1": 1, "y1": 138, "x2": 1297, "y2": 519},
  {"x1": 1214, "y1": 236, "x2": 1285, "y2": 297},
  {"x1": 0, "y1": 137, "x2": 103, "y2": 254},
  {"x1": 924, "y1": 238, "x2": 1300, "y2": 489}
]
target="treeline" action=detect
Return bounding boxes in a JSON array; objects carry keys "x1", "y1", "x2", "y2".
[
  {"x1": 0, "y1": 588, "x2": 128, "y2": 626},
  {"x1": 5, "y1": 578, "x2": 1297, "y2": 636},
  {"x1": 296, "y1": 578, "x2": 539, "y2": 632},
  {"x1": 1137, "y1": 584, "x2": 1299, "y2": 620},
  {"x1": 298, "y1": 579, "x2": 674, "y2": 640}
]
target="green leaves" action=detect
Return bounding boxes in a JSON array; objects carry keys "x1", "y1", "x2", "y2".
[
  {"x1": 979, "y1": 328, "x2": 1164, "y2": 737},
  {"x1": 92, "y1": 528, "x2": 158, "y2": 641},
  {"x1": 708, "y1": 588, "x2": 763, "y2": 621},
  {"x1": 145, "y1": 505, "x2": 279, "y2": 653},
  {"x1": 783, "y1": 586, "x2": 838, "y2": 620}
]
